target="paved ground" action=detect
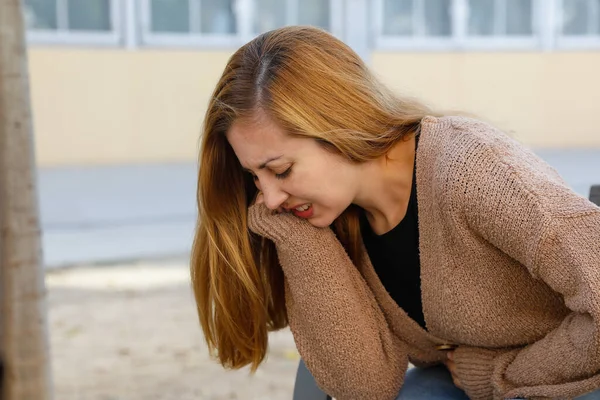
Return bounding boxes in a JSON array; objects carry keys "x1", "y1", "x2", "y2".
[
  {"x1": 39, "y1": 148, "x2": 600, "y2": 268},
  {"x1": 47, "y1": 260, "x2": 299, "y2": 400},
  {"x1": 39, "y1": 163, "x2": 197, "y2": 267}
]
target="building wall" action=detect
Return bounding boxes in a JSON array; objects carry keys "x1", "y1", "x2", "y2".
[
  {"x1": 372, "y1": 51, "x2": 600, "y2": 147},
  {"x1": 29, "y1": 48, "x2": 231, "y2": 166},
  {"x1": 29, "y1": 48, "x2": 600, "y2": 166}
]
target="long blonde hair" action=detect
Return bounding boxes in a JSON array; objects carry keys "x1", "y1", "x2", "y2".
[{"x1": 191, "y1": 26, "x2": 436, "y2": 371}]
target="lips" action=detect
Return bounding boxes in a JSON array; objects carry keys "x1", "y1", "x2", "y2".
[{"x1": 291, "y1": 203, "x2": 314, "y2": 219}]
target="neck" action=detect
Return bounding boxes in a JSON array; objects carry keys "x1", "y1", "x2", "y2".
[{"x1": 354, "y1": 135, "x2": 416, "y2": 235}]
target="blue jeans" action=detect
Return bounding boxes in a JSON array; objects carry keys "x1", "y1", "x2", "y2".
[
  {"x1": 395, "y1": 365, "x2": 600, "y2": 400},
  {"x1": 395, "y1": 366, "x2": 469, "y2": 400}
]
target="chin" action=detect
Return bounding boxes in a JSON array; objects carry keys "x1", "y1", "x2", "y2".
[{"x1": 307, "y1": 215, "x2": 335, "y2": 228}]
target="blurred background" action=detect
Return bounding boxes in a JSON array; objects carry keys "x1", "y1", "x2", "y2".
[{"x1": 23, "y1": 0, "x2": 599, "y2": 399}]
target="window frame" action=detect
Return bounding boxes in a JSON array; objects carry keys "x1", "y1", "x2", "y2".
[
  {"x1": 139, "y1": 0, "x2": 244, "y2": 48},
  {"x1": 555, "y1": 0, "x2": 600, "y2": 50},
  {"x1": 26, "y1": 0, "x2": 123, "y2": 46},
  {"x1": 139, "y1": 0, "x2": 344, "y2": 49},
  {"x1": 373, "y1": 0, "x2": 545, "y2": 52}
]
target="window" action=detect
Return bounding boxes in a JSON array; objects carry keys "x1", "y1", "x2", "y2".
[
  {"x1": 141, "y1": 0, "x2": 341, "y2": 48},
  {"x1": 467, "y1": 0, "x2": 533, "y2": 36},
  {"x1": 24, "y1": 0, "x2": 121, "y2": 45},
  {"x1": 556, "y1": 0, "x2": 600, "y2": 48},
  {"x1": 148, "y1": 0, "x2": 236, "y2": 34},
  {"x1": 562, "y1": 0, "x2": 600, "y2": 35},
  {"x1": 253, "y1": 0, "x2": 332, "y2": 34},
  {"x1": 382, "y1": 0, "x2": 452, "y2": 37},
  {"x1": 140, "y1": 0, "x2": 239, "y2": 47},
  {"x1": 375, "y1": 0, "x2": 541, "y2": 50},
  {"x1": 27, "y1": 0, "x2": 591, "y2": 51}
]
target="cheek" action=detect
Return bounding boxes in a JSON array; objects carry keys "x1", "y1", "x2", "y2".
[
  {"x1": 291, "y1": 160, "x2": 354, "y2": 206},
  {"x1": 314, "y1": 171, "x2": 347, "y2": 196}
]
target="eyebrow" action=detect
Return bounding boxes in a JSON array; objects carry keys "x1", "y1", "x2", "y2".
[
  {"x1": 258, "y1": 156, "x2": 283, "y2": 169},
  {"x1": 242, "y1": 156, "x2": 283, "y2": 173}
]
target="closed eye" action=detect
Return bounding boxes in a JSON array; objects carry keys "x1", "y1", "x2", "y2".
[{"x1": 275, "y1": 167, "x2": 292, "y2": 180}]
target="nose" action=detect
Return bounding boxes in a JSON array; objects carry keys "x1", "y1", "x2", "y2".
[{"x1": 260, "y1": 180, "x2": 289, "y2": 211}]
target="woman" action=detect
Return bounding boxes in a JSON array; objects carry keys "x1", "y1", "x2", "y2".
[{"x1": 191, "y1": 26, "x2": 600, "y2": 400}]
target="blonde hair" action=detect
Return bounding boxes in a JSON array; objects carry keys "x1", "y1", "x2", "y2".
[{"x1": 191, "y1": 26, "x2": 437, "y2": 371}]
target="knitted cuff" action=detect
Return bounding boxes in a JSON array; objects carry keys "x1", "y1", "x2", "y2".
[
  {"x1": 247, "y1": 203, "x2": 329, "y2": 245},
  {"x1": 452, "y1": 347, "x2": 499, "y2": 400},
  {"x1": 247, "y1": 203, "x2": 287, "y2": 241}
]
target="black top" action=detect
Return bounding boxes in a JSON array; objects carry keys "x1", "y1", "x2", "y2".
[{"x1": 359, "y1": 141, "x2": 426, "y2": 330}]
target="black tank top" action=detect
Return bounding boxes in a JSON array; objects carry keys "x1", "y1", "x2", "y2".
[{"x1": 359, "y1": 138, "x2": 425, "y2": 329}]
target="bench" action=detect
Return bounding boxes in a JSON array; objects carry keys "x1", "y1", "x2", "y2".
[{"x1": 292, "y1": 185, "x2": 600, "y2": 400}]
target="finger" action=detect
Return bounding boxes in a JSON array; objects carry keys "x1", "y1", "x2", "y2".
[
  {"x1": 445, "y1": 362, "x2": 457, "y2": 380},
  {"x1": 447, "y1": 367, "x2": 461, "y2": 388},
  {"x1": 445, "y1": 360, "x2": 463, "y2": 390},
  {"x1": 254, "y1": 191, "x2": 264, "y2": 205},
  {"x1": 452, "y1": 376, "x2": 463, "y2": 390},
  {"x1": 446, "y1": 360, "x2": 455, "y2": 374}
]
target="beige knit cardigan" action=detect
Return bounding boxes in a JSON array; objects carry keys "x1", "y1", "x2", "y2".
[{"x1": 247, "y1": 116, "x2": 600, "y2": 400}]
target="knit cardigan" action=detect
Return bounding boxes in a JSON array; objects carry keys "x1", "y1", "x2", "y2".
[{"x1": 247, "y1": 116, "x2": 600, "y2": 400}]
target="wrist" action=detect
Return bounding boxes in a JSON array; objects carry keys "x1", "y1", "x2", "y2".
[{"x1": 248, "y1": 204, "x2": 330, "y2": 244}]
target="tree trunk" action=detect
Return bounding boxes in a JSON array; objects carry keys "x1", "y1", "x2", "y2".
[{"x1": 0, "y1": 0, "x2": 54, "y2": 399}]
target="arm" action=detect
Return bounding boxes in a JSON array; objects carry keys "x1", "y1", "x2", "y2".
[
  {"x1": 449, "y1": 140, "x2": 600, "y2": 399},
  {"x1": 248, "y1": 204, "x2": 408, "y2": 400}
]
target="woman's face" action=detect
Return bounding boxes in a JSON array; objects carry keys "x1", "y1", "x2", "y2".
[{"x1": 226, "y1": 116, "x2": 362, "y2": 228}]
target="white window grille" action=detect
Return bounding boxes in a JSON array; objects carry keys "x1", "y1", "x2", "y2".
[
  {"x1": 556, "y1": 0, "x2": 600, "y2": 49},
  {"x1": 24, "y1": 0, "x2": 122, "y2": 46},
  {"x1": 139, "y1": 0, "x2": 343, "y2": 48},
  {"x1": 374, "y1": 0, "x2": 543, "y2": 51}
]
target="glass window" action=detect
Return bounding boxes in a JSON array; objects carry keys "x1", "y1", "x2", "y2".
[
  {"x1": 254, "y1": 0, "x2": 287, "y2": 33},
  {"x1": 151, "y1": 0, "x2": 190, "y2": 33},
  {"x1": 145, "y1": 0, "x2": 331, "y2": 39},
  {"x1": 468, "y1": 0, "x2": 494, "y2": 36},
  {"x1": 25, "y1": 0, "x2": 115, "y2": 33},
  {"x1": 67, "y1": 0, "x2": 112, "y2": 31},
  {"x1": 383, "y1": 0, "x2": 413, "y2": 36},
  {"x1": 200, "y1": 0, "x2": 237, "y2": 34},
  {"x1": 468, "y1": 0, "x2": 533, "y2": 36},
  {"x1": 24, "y1": 0, "x2": 58, "y2": 30},
  {"x1": 424, "y1": 0, "x2": 452, "y2": 36},
  {"x1": 562, "y1": 0, "x2": 598, "y2": 35},
  {"x1": 298, "y1": 0, "x2": 331, "y2": 30},
  {"x1": 596, "y1": 0, "x2": 600, "y2": 34},
  {"x1": 253, "y1": 0, "x2": 331, "y2": 34},
  {"x1": 506, "y1": 0, "x2": 533, "y2": 35},
  {"x1": 383, "y1": 0, "x2": 451, "y2": 37}
]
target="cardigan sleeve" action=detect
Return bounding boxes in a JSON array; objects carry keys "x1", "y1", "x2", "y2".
[
  {"x1": 248, "y1": 204, "x2": 409, "y2": 400},
  {"x1": 449, "y1": 128, "x2": 600, "y2": 399}
]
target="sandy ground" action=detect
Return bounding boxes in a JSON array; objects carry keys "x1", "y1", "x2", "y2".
[{"x1": 46, "y1": 260, "x2": 300, "y2": 400}]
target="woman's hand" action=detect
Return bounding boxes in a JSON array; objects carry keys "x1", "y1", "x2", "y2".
[
  {"x1": 445, "y1": 351, "x2": 464, "y2": 390},
  {"x1": 253, "y1": 190, "x2": 264, "y2": 205}
]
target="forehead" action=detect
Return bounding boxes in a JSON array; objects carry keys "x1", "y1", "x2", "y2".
[{"x1": 226, "y1": 118, "x2": 294, "y2": 167}]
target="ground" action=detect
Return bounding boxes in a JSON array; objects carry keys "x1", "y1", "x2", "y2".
[{"x1": 46, "y1": 260, "x2": 299, "y2": 400}]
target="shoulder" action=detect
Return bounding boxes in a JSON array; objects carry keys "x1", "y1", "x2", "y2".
[
  {"x1": 421, "y1": 115, "x2": 525, "y2": 156},
  {"x1": 419, "y1": 115, "x2": 558, "y2": 181},
  {"x1": 418, "y1": 115, "x2": 590, "y2": 218}
]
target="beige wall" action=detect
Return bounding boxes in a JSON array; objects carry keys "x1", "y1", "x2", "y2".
[
  {"x1": 29, "y1": 48, "x2": 600, "y2": 166},
  {"x1": 372, "y1": 51, "x2": 600, "y2": 147},
  {"x1": 29, "y1": 48, "x2": 233, "y2": 166}
]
